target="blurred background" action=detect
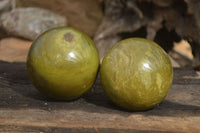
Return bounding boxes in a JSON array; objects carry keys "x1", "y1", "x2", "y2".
[{"x1": 0, "y1": 0, "x2": 199, "y2": 72}]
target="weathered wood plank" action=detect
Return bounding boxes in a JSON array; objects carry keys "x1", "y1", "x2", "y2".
[{"x1": 0, "y1": 61, "x2": 200, "y2": 132}]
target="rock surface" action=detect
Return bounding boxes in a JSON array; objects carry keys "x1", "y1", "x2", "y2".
[
  {"x1": 0, "y1": 0, "x2": 13, "y2": 13},
  {"x1": 0, "y1": 7, "x2": 66, "y2": 40},
  {"x1": 16, "y1": 0, "x2": 103, "y2": 37},
  {"x1": 0, "y1": 37, "x2": 32, "y2": 62}
]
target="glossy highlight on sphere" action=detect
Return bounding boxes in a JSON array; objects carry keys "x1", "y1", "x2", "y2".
[
  {"x1": 27, "y1": 27, "x2": 99, "y2": 100},
  {"x1": 100, "y1": 38, "x2": 173, "y2": 111}
]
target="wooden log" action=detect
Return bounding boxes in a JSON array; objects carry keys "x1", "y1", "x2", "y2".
[
  {"x1": 94, "y1": 0, "x2": 200, "y2": 68},
  {"x1": 0, "y1": 61, "x2": 200, "y2": 132}
]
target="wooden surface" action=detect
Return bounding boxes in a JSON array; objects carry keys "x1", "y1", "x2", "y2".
[{"x1": 0, "y1": 61, "x2": 200, "y2": 133}]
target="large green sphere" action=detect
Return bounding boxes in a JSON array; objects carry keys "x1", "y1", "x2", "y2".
[
  {"x1": 27, "y1": 27, "x2": 99, "y2": 100},
  {"x1": 100, "y1": 38, "x2": 173, "y2": 111}
]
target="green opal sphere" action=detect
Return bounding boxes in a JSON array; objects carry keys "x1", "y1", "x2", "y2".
[
  {"x1": 27, "y1": 27, "x2": 99, "y2": 100},
  {"x1": 100, "y1": 38, "x2": 173, "y2": 111}
]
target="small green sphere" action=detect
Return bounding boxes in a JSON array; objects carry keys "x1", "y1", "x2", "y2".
[
  {"x1": 27, "y1": 27, "x2": 99, "y2": 100},
  {"x1": 100, "y1": 38, "x2": 173, "y2": 111}
]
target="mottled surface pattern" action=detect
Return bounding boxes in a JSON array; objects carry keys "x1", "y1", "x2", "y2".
[
  {"x1": 27, "y1": 27, "x2": 99, "y2": 100},
  {"x1": 101, "y1": 38, "x2": 173, "y2": 111}
]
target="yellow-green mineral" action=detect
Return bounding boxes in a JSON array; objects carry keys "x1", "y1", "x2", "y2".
[
  {"x1": 100, "y1": 38, "x2": 173, "y2": 111},
  {"x1": 27, "y1": 27, "x2": 99, "y2": 100}
]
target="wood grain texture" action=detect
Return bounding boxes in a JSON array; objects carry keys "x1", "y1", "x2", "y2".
[{"x1": 0, "y1": 61, "x2": 200, "y2": 132}]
